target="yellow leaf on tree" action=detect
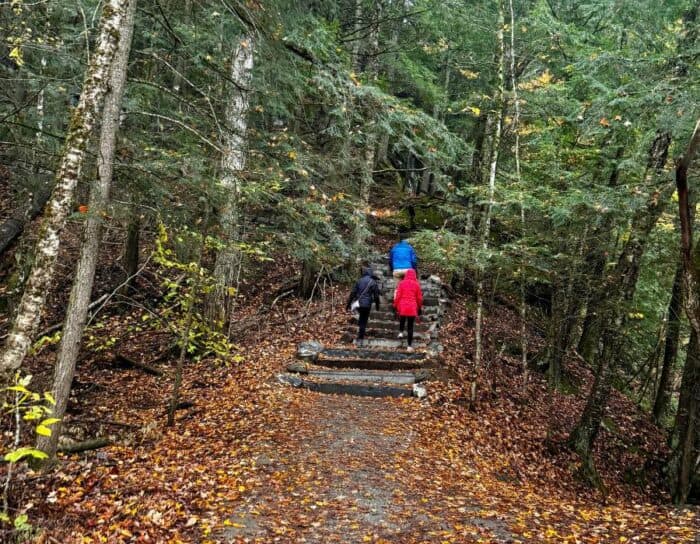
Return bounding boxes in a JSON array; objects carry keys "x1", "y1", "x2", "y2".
[
  {"x1": 36, "y1": 425, "x2": 52, "y2": 437},
  {"x1": 459, "y1": 69, "x2": 479, "y2": 79},
  {"x1": 9, "y1": 46, "x2": 24, "y2": 67}
]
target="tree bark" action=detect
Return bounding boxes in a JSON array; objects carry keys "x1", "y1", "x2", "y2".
[
  {"x1": 669, "y1": 118, "x2": 700, "y2": 503},
  {"x1": 508, "y1": 0, "x2": 528, "y2": 388},
  {"x1": 569, "y1": 131, "x2": 673, "y2": 485},
  {"x1": 576, "y1": 145, "x2": 625, "y2": 362},
  {"x1": 473, "y1": 0, "x2": 506, "y2": 394},
  {"x1": 653, "y1": 262, "x2": 683, "y2": 423},
  {"x1": 669, "y1": 330, "x2": 700, "y2": 503},
  {"x1": 35, "y1": 0, "x2": 138, "y2": 462},
  {"x1": 207, "y1": 35, "x2": 255, "y2": 328},
  {"x1": 121, "y1": 204, "x2": 140, "y2": 294},
  {"x1": 0, "y1": 0, "x2": 129, "y2": 381}
]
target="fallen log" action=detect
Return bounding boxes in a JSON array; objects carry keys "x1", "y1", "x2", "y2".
[
  {"x1": 113, "y1": 353, "x2": 164, "y2": 376},
  {"x1": 67, "y1": 417, "x2": 139, "y2": 430},
  {"x1": 58, "y1": 437, "x2": 111, "y2": 454}
]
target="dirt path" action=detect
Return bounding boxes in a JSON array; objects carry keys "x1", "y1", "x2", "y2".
[{"x1": 220, "y1": 391, "x2": 512, "y2": 543}]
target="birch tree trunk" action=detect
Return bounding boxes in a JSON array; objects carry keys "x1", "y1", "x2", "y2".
[
  {"x1": 35, "y1": 0, "x2": 138, "y2": 462},
  {"x1": 207, "y1": 35, "x2": 255, "y2": 328},
  {"x1": 473, "y1": 0, "x2": 505, "y2": 400},
  {"x1": 353, "y1": 2, "x2": 380, "y2": 250},
  {"x1": 508, "y1": 0, "x2": 528, "y2": 388},
  {"x1": 0, "y1": 0, "x2": 128, "y2": 382}
]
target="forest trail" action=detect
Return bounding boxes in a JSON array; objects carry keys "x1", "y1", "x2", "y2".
[
  {"x1": 32, "y1": 252, "x2": 699, "y2": 543},
  {"x1": 219, "y1": 393, "x2": 511, "y2": 543},
  {"x1": 223, "y1": 258, "x2": 498, "y2": 542}
]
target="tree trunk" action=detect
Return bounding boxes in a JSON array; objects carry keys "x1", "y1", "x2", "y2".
[
  {"x1": 207, "y1": 35, "x2": 255, "y2": 328},
  {"x1": 121, "y1": 204, "x2": 140, "y2": 295},
  {"x1": 669, "y1": 118, "x2": 700, "y2": 503},
  {"x1": 653, "y1": 262, "x2": 683, "y2": 424},
  {"x1": 508, "y1": 0, "x2": 528, "y2": 388},
  {"x1": 569, "y1": 130, "x2": 673, "y2": 485},
  {"x1": 352, "y1": 2, "x2": 380, "y2": 250},
  {"x1": 473, "y1": 0, "x2": 505, "y2": 393},
  {"x1": 35, "y1": 0, "x2": 137, "y2": 462},
  {"x1": 576, "y1": 145, "x2": 625, "y2": 362},
  {"x1": 669, "y1": 330, "x2": 700, "y2": 503},
  {"x1": 0, "y1": 0, "x2": 129, "y2": 381}
]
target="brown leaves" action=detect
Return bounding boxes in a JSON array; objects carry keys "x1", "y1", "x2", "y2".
[{"x1": 17, "y1": 270, "x2": 699, "y2": 542}]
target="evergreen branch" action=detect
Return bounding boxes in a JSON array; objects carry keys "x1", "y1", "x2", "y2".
[{"x1": 127, "y1": 111, "x2": 223, "y2": 153}]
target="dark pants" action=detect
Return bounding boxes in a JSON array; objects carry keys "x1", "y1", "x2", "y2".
[
  {"x1": 357, "y1": 307, "x2": 371, "y2": 340},
  {"x1": 399, "y1": 316, "x2": 415, "y2": 346}
]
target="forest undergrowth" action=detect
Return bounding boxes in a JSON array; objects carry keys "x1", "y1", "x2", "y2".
[{"x1": 1, "y1": 224, "x2": 697, "y2": 543}]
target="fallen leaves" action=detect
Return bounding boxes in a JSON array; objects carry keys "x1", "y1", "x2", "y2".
[{"x1": 11, "y1": 259, "x2": 700, "y2": 542}]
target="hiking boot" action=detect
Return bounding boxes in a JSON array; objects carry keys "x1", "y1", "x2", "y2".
[{"x1": 406, "y1": 346, "x2": 414, "y2": 353}]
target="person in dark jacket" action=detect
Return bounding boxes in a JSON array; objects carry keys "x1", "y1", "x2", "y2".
[
  {"x1": 346, "y1": 267, "x2": 380, "y2": 347},
  {"x1": 388, "y1": 236, "x2": 418, "y2": 279}
]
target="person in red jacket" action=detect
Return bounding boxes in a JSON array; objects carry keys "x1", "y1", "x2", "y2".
[{"x1": 393, "y1": 268, "x2": 423, "y2": 352}]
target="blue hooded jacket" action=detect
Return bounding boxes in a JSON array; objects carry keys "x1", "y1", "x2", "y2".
[{"x1": 389, "y1": 240, "x2": 417, "y2": 272}]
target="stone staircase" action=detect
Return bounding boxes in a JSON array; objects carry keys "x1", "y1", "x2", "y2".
[{"x1": 278, "y1": 257, "x2": 448, "y2": 398}]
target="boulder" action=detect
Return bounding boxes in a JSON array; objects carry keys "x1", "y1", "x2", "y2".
[{"x1": 297, "y1": 341, "x2": 324, "y2": 361}]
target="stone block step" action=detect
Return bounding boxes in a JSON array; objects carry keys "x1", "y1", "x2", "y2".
[
  {"x1": 287, "y1": 367, "x2": 424, "y2": 384},
  {"x1": 346, "y1": 327, "x2": 433, "y2": 341},
  {"x1": 353, "y1": 338, "x2": 427, "y2": 349},
  {"x1": 316, "y1": 348, "x2": 427, "y2": 370},
  {"x1": 277, "y1": 374, "x2": 425, "y2": 398},
  {"x1": 382, "y1": 276, "x2": 442, "y2": 292},
  {"x1": 350, "y1": 317, "x2": 433, "y2": 333},
  {"x1": 373, "y1": 311, "x2": 439, "y2": 322}
]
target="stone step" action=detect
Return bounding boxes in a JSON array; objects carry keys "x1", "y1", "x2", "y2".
[
  {"x1": 316, "y1": 348, "x2": 427, "y2": 370},
  {"x1": 350, "y1": 316, "x2": 433, "y2": 331},
  {"x1": 286, "y1": 367, "x2": 425, "y2": 384},
  {"x1": 373, "y1": 310, "x2": 439, "y2": 322},
  {"x1": 345, "y1": 327, "x2": 433, "y2": 341},
  {"x1": 352, "y1": 338, "x2": 427, "y2": 349},
  {"x1": 383, "y1": 280, "x2": 441, "y2": 290},
  {"x1": 277, "y1": 373, "x2": 425, "y2": 398}
]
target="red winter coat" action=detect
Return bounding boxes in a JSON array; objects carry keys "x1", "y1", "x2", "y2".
[{"x1": 393, "y1": 269, "x2": 423, "y2": 317}]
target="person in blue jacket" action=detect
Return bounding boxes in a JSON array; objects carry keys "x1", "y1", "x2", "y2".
[{"x1": 389, "y1": 235, "x2": 418, "y2": 279}]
